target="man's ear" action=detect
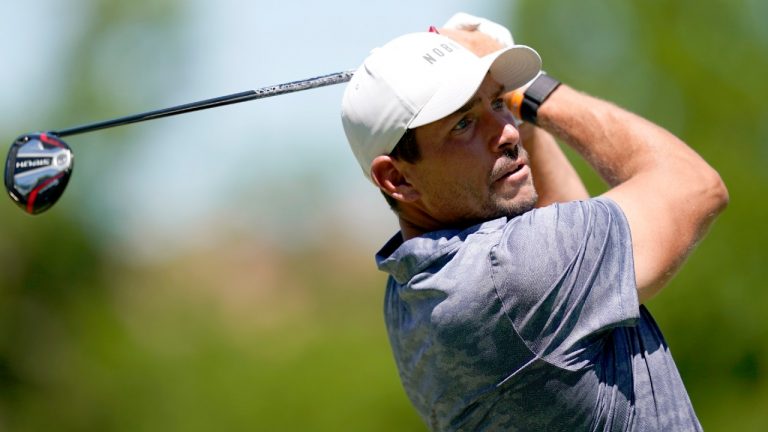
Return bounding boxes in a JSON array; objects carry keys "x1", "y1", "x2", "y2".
[{"x1": 370, "y1": 155, "x2": 420, "y2": 203}]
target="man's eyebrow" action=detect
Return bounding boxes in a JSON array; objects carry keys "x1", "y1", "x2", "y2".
[
  {"x1": 454, "y1": 85, "x2": 506, "y2": 115},
  {"x1": 456, "y1": 97, "x2": 479, "y2": 115}
]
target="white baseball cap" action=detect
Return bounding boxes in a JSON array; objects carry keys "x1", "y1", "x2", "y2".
[{"x1": 341, "y1": 32, "x2": 541, "y2": 180}]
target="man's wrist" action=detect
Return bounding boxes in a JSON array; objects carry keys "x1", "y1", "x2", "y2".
[{"x1": 519, "y1": 73, "x2": 561, "y2": 125}]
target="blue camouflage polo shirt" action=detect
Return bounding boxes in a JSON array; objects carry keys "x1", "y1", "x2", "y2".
[{"x1": 377, "y1": 198, "x2": 701, "y2": 431}]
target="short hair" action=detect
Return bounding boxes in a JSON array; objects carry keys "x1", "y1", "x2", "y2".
[{"x1": 382, "y1": 129, "x2": 420, "y2": 211}]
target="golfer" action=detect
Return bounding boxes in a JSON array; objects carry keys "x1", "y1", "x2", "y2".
[{"x1": 341, "y1": 13, "x2": 728, "y2": 431}]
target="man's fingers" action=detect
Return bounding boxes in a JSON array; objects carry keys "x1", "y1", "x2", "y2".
[{"x1": 438, "y1": 28, "x2": 504, "y2": 57}]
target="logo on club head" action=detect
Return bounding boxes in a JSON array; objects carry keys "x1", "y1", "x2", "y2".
[{"x1": 4, "y1": 133, "x2": 74, "y2": 215}]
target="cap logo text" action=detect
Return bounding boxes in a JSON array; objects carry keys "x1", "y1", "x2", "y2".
[{"x1": 422, "y1": 42, "x2": 460, "y2": 65}]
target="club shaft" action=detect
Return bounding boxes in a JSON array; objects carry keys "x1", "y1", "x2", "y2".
[{"x1": 52, "y1": 70, "x2": 355, "y2": 138}]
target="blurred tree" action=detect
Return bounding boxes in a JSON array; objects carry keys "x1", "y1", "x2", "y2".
[{"x1": 1, "y1": 2, "x2": 423, "y2": 429}]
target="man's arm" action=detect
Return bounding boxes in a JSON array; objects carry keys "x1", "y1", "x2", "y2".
[
  {"x1": 535, "y1": 84, "x2": 729, "y2": 302},
  {"x1": 440, "y1": 27, "x2": 590, "y2": 205},
  {"x1": 517, "y1": 123, "x2": 590, "y2": 206}
]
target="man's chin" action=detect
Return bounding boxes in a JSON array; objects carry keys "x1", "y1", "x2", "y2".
[{"x1": 494, "y1": 190, "x2": 538, "y2": 220}]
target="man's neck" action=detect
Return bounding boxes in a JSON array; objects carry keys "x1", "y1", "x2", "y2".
[
  {"x1": 398, "y1": 214, "x2": 482, "y2": 241},
  {"x1": 398, "y1": 217, "x2": 427, "y2": 241}
]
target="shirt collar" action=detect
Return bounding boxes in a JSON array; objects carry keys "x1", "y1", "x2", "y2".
[{"x1": 375, "y1": 218, "x2": 508, "y2": 284}]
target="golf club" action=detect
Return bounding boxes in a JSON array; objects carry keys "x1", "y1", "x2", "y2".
[{"x1": 4, "y1": 70, "x2": 354, "y2": 215}]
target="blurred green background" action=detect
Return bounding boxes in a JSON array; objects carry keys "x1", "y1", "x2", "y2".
[{"x1": 1, "y1": 0, "x2": 766, "y2": 430}]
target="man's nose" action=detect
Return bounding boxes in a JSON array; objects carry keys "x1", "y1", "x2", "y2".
[{"x1": 490, "y1": 118, "x2": 520, "y2": 153}]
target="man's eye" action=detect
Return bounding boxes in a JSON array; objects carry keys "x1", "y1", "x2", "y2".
[
  {"x1": 492, "y1": 98, "x2": 505, "y2": 111},
  {"x1": 453, "y1": 117, "x2": 472, "y2": 132}
]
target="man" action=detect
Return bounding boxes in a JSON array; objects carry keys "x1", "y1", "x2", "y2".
[{"x1": 341, "y1": 13, "x2": 728, "y2": 431}]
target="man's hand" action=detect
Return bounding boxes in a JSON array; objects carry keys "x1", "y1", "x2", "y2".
[
  {"x1": 439, "y1": 12, "x2": 510, "y2": 56},
  {"x1": 437, "y1": 27, "x2": 505, "y2": 57},
  {"x1": 442, "y1": 12, "x2": 515, "y2": 47}
]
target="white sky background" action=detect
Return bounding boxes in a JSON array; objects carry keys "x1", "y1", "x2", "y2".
[{"x1": 0, "y1": 0, "x2": 515, "y2": 262}]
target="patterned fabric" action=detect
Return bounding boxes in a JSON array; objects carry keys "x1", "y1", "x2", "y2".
[{"x1": 377, "y1": 198, "x2": 701, "y2": 431}]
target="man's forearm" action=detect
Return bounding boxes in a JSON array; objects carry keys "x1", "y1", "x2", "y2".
[
  {"x1": 535, "y1": 85, "x2": 682, "y2": 186},
  {"x1": 516, "y1": 122, "x2": 589, "y2": 207},
  {"x1": 535, "y1": 84, "x2": 729, "y2": 301},
  {"x1": 536, "y1": 84, "x2": 720, "y2": 191}
]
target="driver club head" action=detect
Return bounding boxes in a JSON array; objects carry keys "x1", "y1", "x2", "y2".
[{"x1": 4, "y1": 133, "x2": 74, "y2": 215}]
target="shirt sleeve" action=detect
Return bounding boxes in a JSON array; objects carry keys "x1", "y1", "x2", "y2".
[{"x1": 489, "y1": 197, "x2": 640, "y2": 369}]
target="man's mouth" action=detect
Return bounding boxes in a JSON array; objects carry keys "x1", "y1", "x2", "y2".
[
  {"x1": 495, "y1": 163, "x2": 525, "y2": 182},
  {"x1": 493, "y1": 145, "x2": 527, "y2": 183},
  {"x1": 505, "y1": 164, "x2": 525, "y2": 177}
]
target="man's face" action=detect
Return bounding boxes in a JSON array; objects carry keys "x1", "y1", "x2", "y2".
[{"x1": 401, "y1": 75, "x2": 538, "y2": 228}]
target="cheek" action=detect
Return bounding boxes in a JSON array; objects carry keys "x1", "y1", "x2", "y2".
[
  {"x1": 409, "y1": 139, "x2": 494, "y2": 203},
  {"x1": 417, "y1": 156, "x2": 477, "y2": 186},
  {"x1": 417, "y1": 164, "x2": 488, "y2": 208}
]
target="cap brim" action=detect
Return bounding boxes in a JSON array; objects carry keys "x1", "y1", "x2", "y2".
[{"x1": 409, "y1": 45, "x2": 541, "y2": 128}]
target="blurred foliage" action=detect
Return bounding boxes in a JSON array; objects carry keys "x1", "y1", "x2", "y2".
[
  {"x1": 1, "y1": 0, "x2": 766, "y2": 431},
  {"x1": 0, "y1": 0, "x2": 421, "y2": 430}
]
